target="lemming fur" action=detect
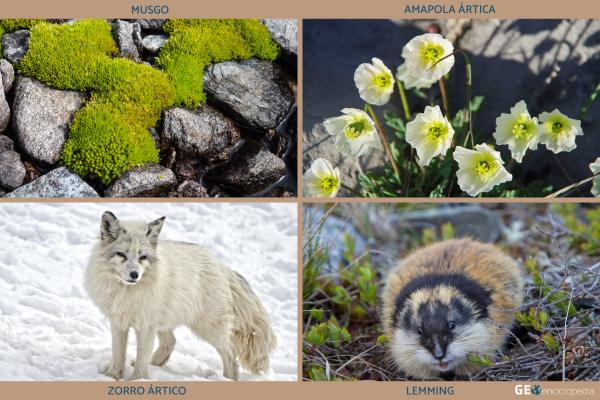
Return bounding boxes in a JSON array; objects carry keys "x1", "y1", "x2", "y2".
[{"x1": 382, "y1": 238, "x2": 524, "y2": 380}]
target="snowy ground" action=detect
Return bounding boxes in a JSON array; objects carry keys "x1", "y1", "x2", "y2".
[{"x1": 0, "y1": 202, "x2": 298, "y2": 381}]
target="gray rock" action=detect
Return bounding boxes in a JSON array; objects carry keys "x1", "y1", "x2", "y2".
[
  {"x1": 111, "y1": 20, "x2": 140, "y2": 61},
  {"x1": 303, "y1": 123, "x2": 386, "y2": 195},
  {"x1": 5, "y1": 167, "x2": 98, "y2": 198},
  {"x1": 0, "y1": 135, "x2": 13, "y2": 151},
  {"x1": 215, "y1": 140, "x2": 286, "y2": 194},
  {"x1": 170, "y1": 180, "x2": 209, "y2": 198},
  {"x1": 131, "y1": 22, "x2": 143, "y2": 51},
  {"x1": 12, "y1": 77, "x2": 86, "y2": 165},
  {"x1": 1, "y1": 59, "x2": 14, "y2": 93},
  {"x1": 398, "y1": 205, "x2": 503, "y2": 244},
  {"x1": 162, "y1": 104, "x2": 241, "y2": 160},
  {"x1": 105, "y1": 164, "x2": 176, "y2": 197},
  {"x1": 0, "y1": 90, "x2": 8, "y2": 132},
  {"x1": 135, "y1": 19, "x2": 166, "y2": 31},
  {"x1": 261, "y1": 19, "x2": 297, "y2": 56},
  {"x1": 142, "y1": 34, "x2": 168, "y2": 54},
  {"x1": 0, "y1": 150, "x2": 26, "y2": 189},
  {"x1": 203, "y1": 59, "x2": 294, "y2": 130},
  {"x1": 2, "y1": 30, "x2": 29, "y2": 64}
]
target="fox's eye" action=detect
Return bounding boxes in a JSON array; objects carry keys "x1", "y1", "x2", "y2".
[
  {"x1": 115, "y1": 252, "x2": 127, "y2": 259},
  {"x1": 417, "y1": 327, "x2": 423, "y2": 335},
  {"x1": 139, "y1": 255, "x2": 149, "y2": 262},
  {"x1": 448, "y1": 321, "x2": 455, "y2": 329}
]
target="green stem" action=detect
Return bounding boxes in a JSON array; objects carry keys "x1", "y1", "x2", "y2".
[
  {"x1": 579, "y1": 82, "x2": 600, "y2": 120},
  {"x1": 396, "y1": 79, "x2": 411, "y2": 121},
  {"x1": 438, "y1": 78, "x2": 450, "y2": 117},
  {"x1": 546, "y1": 172, "x2": 600, "y2": 198},
  {"x1": 341, "y1": 183, "x2": 363, "y2": 197},
  {"x1": 365, "y1": 103, "x2": 401, "y2": 178}
]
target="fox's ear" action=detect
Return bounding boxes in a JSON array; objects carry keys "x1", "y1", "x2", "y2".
[
  {"x1": 101, "y1": 211, "x2": 120, "y2": 242},
  {"x1": 146, "y1": 216, "x2": 166, "y2": 243}
]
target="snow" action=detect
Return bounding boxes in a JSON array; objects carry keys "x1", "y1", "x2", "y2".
[{"x1": 0, "y1": 202, "x2": 298, "y2": 381}]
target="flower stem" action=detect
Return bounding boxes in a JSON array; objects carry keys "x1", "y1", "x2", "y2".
[
  {"x1": 365, "y1": 103, "x2": 401, "y2": 178},
  {"x1": 396, "y1": 79, "x2": 411, "y2": 121},
  {"x1": 546, "y1": 172, "x2": 600, "y2": 198},
  {"x1": 438, "y1": 78, "x2": 450, "y2": 117}
]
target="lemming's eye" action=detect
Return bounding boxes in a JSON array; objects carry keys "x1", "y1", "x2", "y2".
[
  {"x1": 417, "y1": 327, "x2": 423, "y2": 335},
  {"x1": 448, "y1": 321, "x2": 455, "y2": 329},
  {"x1": 115, "y1": 252, "x2": 127, "y2": 259},
  {"x1": 139, "y1": 255, "x2": 149, "y2": 262}
]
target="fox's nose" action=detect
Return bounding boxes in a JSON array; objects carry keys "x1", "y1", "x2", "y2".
[{"x1": 129, "y1": 271, "x2": 139, "y2": 280}]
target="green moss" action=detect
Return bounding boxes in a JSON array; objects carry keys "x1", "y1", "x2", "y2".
[
  {"x1": 0, "y1": 19, "x2": 45, "y2": 54},
  {"x1": 15, "y1": 18, "x2": 279, "y2": 185},
  {"x1": 157, "y1": 19, "x2": 279, "y2": 108},
  {"x1": 19, "y1": 19, "x2": 116, "y2": 90}
]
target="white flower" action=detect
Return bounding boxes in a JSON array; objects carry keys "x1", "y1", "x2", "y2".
[
  {"x1": 492, "y1": 100, "x2": 540, "y2": 163},
  {"x1": 402, "y1": 33, "x2": 454, "y2": 82},
  {"x1": 590, "y1": 157, "x2": 600, "y2": 197},
  {"x1": 396, "y1": 63, "x2": 436, "y2": 90},
  {"x1": 354, "y1": 57, "x2": 395, "y2": 106},
  {"x1": 323, "y1": 108, "x2": 382, "y2": 157},
  {"x1": 538, "y1": 109, "x2": 583, "y2": 154},
  {"x1": 303, "y1": 158, "x2": 341, "y2": 198},
  {"x1": 405, "y1": 105, "x2": 454, "y2": 166},
  {"x1": 453, "y1": 144, "x2": 512, "y2": 196}
]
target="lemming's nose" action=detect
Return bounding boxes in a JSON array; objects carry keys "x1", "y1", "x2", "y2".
[
  {"x1": 130, "y1": 271, "x2": 139, "y2": 280},
  {"x1": 433, "y1": 341, "x2": 446, "y2": 360}
]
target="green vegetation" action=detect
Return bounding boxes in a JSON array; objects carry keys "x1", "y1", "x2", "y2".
[
  {"x1": 157, "y1": 19, "x2": 279, "y2": 107},
  {"x1": 552, "y1": 204, "x2": 600, "y2": 256},
  {"x1": 0, "y1": 19, "x2": 44, "y2": 53}
]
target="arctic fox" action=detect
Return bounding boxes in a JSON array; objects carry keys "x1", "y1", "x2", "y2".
[{"x1": 85, "y1": 211, "x2": 276, "y2": 381}]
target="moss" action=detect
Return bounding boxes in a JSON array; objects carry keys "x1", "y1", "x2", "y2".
[
  {"x1": 61, "y1": 102, "x2": 160, "y2": 185},
  {"x1": 0, "y1": 19, "x2": 45, "y2": 54},
  {"x1": 18, "y1": 19, "x2": 116, "y2": 90},
  {"x1": 14, "y1": 18, "x2": 279, "y2": 185},
  {"x1": 157, "y1": 19, "x2": 279, "y2": 108}
]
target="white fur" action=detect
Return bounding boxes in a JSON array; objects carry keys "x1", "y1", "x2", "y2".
[{"x1": 85, "y1": 212, "x2": 276, "y2": 381}]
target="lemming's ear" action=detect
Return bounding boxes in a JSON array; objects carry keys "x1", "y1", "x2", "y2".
[
  {"x1": 146, "y1": 216, "x2": 166, "y2": 243},
  {"x1": 101, "y1": 211, "x2": 120, "y2": 242}
]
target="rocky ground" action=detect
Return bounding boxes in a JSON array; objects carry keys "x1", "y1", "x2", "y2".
[
  {"x1": 0, "y1": 19, "x2": 297, "y2": 198},
  {"x1": 303, "y1": 19, "x2": 600, "y2": 195}
]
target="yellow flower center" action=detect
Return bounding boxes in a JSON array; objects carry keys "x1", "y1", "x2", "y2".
[
  {"x1": 344, "y1": 118, "x2": 370, "y2": 139},
  {"x1": 319, "y1": 175, "x2": 339, "y2": 195},
  {"x1": 511, "y1": 114, "x2": 536, "y2": 139},
  {"x1": 420, "y1": 43, "x2": 444, "y2": 66},
  {"x1": 372, "y1": 72, "x2": 392, "y2": 90},
  {"x1": 425, "y1": 121, "x2": 449, "y2": 143},
  {"x1": 546, "y1": 116, "x2": 570, "y2": 138},
  {"x1": 474, "y1": 154, "x2": 499, "y2": 182}
]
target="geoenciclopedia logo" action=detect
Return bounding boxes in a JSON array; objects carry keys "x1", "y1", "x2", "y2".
[{"x1": 515, "y1": 384, "x2": 595, "y2": 397}]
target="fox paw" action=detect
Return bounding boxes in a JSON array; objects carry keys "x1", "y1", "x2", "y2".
[
  {"x1": 129, "y1": 368, "x2": 149, "y2": 380},
  {"x1": 102, "y1": 363, "x2": 124, "y2": 380}
]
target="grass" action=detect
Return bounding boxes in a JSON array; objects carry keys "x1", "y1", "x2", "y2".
[{"x1": 303, "y1": 204, "x2": 600, "y2": 381}]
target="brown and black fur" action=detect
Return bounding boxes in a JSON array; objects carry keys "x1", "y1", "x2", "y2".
[{"x1": 382, "y1": 238, "x2": 524, "y2": 379}]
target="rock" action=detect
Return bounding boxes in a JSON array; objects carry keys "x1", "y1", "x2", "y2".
[
  {"x1": 214, "y1": 140, "x2": 286, "y2": 194},
  {"x1": 12, "y1": 77, "x2": 86, "y2": 165},
  {"x1": 174, "y1": 161, "x2": 200, "y2": 182},
  {"x1": 1, "y1": 59, "x2": 14, "y2": 93},
  {"x1": 399, "y1": 205, "x2": 503, "y2": 244},
  {"x1": 162, "y1": 105, "x2": 241, "y2": 160},
  {"x1": 2, "y1": 30, "x2": 29, "y2": 64},
  {"x1": 0, "y1": 90, "x2": 8, "y2": 132},
  {"x1": 261, "y1": 19, "x2": 297, "y2": 56},
  {"x1": 170, "y1": 180, "x2": 209, "y2": 198},
  {"x1": 203, "y1": 59, "x2": 294, "y2": 130},
  {"x1": 5, "y1": 167, "x2": 98, "y2": 198},
  {"x1": 23, "y1": 160, "x2": 41, "y2": 184},
  {"x1": 0, "y1": 150, "x2": 26, "y2": 189},
  {"x1": 0, "y1": 135, "x2": 13, "y2": 151},
  {"x1": 131, "y1": 22, "x2": 142, "y2": 51},
  {"x1": 134, "y1": 19, "x2": 166, "y2": 31},
  {"x1": 142, "y1": 34, "x2": 168, "y2": 54},
  {"x1": 303, "y1": 123, "x2": 386, "y2": 195},
  {"x1": 111, "y1": 20, "x2": 140, "y2": 61},
  {"x1": 105, "y1": 164, "x2": 176, "y2": 197}
]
